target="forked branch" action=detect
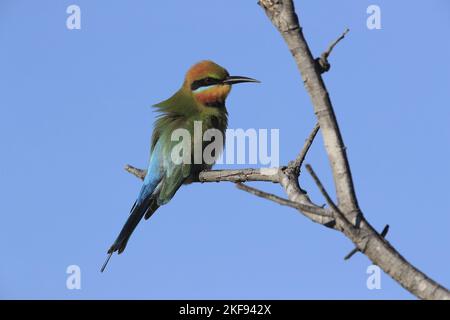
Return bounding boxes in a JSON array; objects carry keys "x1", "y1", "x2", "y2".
[
  {"x1": 125, "y1": 0, "x2": 449, "y2": 299},
  {"x1": 258, "y1": 0, "x2": 449, "y2": 299}
]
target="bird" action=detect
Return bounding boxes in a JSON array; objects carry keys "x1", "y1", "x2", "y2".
[{"x1": 101, "y1": 60, "x2": 259, "y2": 272}]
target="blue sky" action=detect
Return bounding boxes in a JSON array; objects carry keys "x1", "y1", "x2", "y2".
[{"x1": 0, "y1": 0, "x2": 449, "y2": 299}]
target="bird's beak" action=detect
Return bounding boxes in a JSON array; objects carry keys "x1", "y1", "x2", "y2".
[{"x1": 222, "y1": 76, "x2": 260, "y2": 85}]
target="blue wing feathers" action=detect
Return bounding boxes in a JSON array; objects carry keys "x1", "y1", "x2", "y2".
[
  {"x1": 137, "y1": 141, "x2": 163, "y2": 203},
  {"x1": 106, "y1": 141, "x2": 164, "y2": 255}
]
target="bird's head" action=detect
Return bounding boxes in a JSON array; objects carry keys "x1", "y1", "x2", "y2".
[{"x1": 183, "y1": 60, "x2": 259, "y2": 107}]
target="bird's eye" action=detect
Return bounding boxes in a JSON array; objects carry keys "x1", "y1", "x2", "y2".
[
  {"x1": 191, "y1": 77, "x2": 220, "y2": 91},
  {"x1": 205, "y1": 77, "x2": 216, "y2": 85}
]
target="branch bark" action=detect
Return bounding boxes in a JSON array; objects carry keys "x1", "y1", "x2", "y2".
[{"x1": 125, "y1": 165, "x2": 280, "y2": 183}]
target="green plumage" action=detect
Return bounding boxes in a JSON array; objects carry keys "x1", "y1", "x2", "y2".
[
  {"x1": 151, "y1": 87, "x2": 228, "y2": 206},
  {"x1": 101, "y1": 60, "x2": 258, "y2": 272}
]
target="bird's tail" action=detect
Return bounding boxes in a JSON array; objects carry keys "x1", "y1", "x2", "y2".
[{"x1": 101, "y1": 196, "x2": 159, "y2": 272}]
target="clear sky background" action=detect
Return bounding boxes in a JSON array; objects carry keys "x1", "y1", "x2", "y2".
[{"x1": 1, "y1": 0, "x2": 449, "y2": 299}]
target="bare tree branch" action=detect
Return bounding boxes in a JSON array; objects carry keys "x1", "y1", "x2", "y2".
[
  {"x1": 305, "y1": 164, "x2": 352, "y2": 227},
  {"x1": 125, "y1": 164, "x2": 333, "y2": 223},
  {"x1": 277, "y1": 169, "x2": 336, "y2": 228},
  {"x1": 123, "y1": 0, "x2": 450, "y2": 299},
  {"x1": 317, "y1": 28, "x2": 350, "y2": 73},
  {"x1": 236, "y1": 182, "x2": 332, "y2": 217},
  {"x1": 124, "y1": 165, "x2": 146, "y2": 180},
  {"x1": 344, "y1": 224, "x2": 389, "y2": 260},
  {"x1": 288, "y1": 122, "x2": 320, "y2": 177},
  {"x1": 125, "y1": 164, "x2": 279, "y2": 183},
  {"x1": 198, "y1": 168, "x2": 280, "y2": 183},
  {"x1": 259, "y1": 0, "x2": 360, "y2": 219},
  {"x1": 258, "y1": 0, "x2": 450, "y2": 300},
  {"x1": 235, "y1": 182, "x2": 299, "y2": 209}
]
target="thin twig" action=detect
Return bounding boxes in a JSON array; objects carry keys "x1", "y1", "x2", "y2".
[
  {"x1": 323, "y1": 28, "x2": 349, "y2": 60},
  {"x1": 317, "y1": 28, "x2": 350, "y2": 73},
  {"x1": 305, "y1": 164, "x2": 352, "y2": 226},
  {"x1": 344, "y1": 224, "x2": 390, "y2": 260},
  {"x1": 125, "y1": 165, "x2": 146, "y2": 180},
  {"x1": 236, "y1": 183, "x2": 298, "y2": 208},
  {"x1": 236, "y1": 182, "x2": 332, "y2": 217},
  {"x1": 278, "y1": 170, "x2": 336, "y2": 227},
  {"x1": 343, "y1": 247, "x2": 359, "y2": 261},
  {"x1": 288, "y1": 122, "x2": 320, "y2": 176}
]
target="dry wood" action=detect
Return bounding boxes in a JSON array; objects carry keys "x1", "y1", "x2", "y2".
[{"x1": 124, "y1": 0, "x2": 450, "y2": 299}]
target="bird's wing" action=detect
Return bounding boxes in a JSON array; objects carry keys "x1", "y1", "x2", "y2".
[
  {"x1": 104, "y1": 141, "x2": 164, "y2": 258},
  {"x1": 155, "y1": 123, "x2": 193, "y2": 205},
  {"x1": 137, "y1": 141, "x2": 164, "y2": 202},
  {"x1": 157, "y1": 160, "x2": 191, "y2": 205},
  {"x1": 101, "y1": 121, "x2": 193, "y2": 271}
]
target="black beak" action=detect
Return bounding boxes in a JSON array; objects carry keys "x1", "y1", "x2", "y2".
[{"x1": 222, "y1": 76, "x2": 260, "y2": 85}]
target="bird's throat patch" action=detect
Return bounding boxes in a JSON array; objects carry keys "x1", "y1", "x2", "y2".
[{"x1": 194, "y1": 84, "x2": 231, "y2": 106}]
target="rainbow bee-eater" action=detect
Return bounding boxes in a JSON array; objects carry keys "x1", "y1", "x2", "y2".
[{"x1": 101, "y1": 60, "x2": 259, "y2": 271}]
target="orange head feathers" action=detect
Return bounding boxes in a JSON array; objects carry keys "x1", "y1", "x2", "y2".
[{"x1": 183, "y1": 60, "x2": 259, "y2": 106}]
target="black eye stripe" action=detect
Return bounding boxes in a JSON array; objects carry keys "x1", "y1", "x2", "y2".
[{"x1": 191, "y1": 77, "x2": 221, "y2": 91}]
